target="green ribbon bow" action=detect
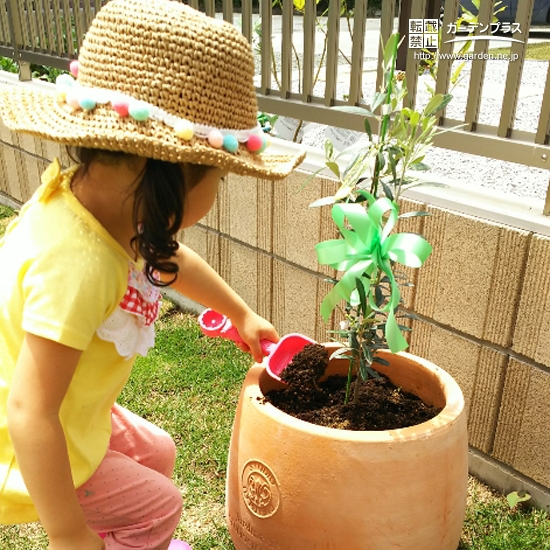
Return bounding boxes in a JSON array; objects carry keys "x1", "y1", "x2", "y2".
[{"x1": 315, "y1": 195, "x2": 432, "y2": 353}]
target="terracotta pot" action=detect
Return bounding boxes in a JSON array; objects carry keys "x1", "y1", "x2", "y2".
[{"x1": 226, "y1": 345, "x2": 468, "y2": 550}]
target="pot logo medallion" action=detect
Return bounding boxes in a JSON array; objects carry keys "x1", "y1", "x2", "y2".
[{"x1": 241, "y1": 459, "x2": 280, "y2": 518}]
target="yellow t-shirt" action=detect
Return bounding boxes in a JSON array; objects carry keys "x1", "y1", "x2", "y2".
[{"x1": 0, "y1": 160, "x2": 159, "y2": 523}]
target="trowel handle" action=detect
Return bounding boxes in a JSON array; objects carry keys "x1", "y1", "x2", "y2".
[
  {"x1": 260, "y1": 340, "x2": 276, "y2": 355},
  {"x1": 198, "y1": 309, "x2": 276, "y2": 356}
]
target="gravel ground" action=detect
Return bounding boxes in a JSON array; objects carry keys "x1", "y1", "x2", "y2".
[{"x1": 267, "y1": 58, "x2": 550, "y2": 201}]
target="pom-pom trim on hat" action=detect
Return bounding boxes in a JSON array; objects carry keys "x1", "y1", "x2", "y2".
[{"x1": 56, "y1": 73, "x2": 268, "y2": 155}]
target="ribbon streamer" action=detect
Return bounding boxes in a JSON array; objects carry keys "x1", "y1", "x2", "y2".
[{"x1": 315, "y1": 195, "x2": 432, "y2": 353}]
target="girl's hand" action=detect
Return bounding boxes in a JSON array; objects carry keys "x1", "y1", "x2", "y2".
[
  {"x1": 231, "y1": 310, "x2": 279, "y2": 363},
  {"x1": 48, "y1": 526, "x2": 105, "y2": 550}
]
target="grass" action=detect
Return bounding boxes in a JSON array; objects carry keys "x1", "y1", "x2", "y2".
[
  {"x1": 0, "y1": 204, "x2": 16, "y2": 236},
  {"x1": 1, "y1": 203, "x2": 550, "y2": 549},
  {"x1": 459, "y1": 478, "x2": 550, "y2": 550}
]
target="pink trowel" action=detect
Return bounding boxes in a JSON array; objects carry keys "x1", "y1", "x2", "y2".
[{"x1": 198, "y1": 308, "x2": 316, "y2": 382}]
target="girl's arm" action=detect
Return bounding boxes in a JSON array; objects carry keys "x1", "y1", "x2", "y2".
[
  {"x1": 7, "y1": 334, "x2": 104, "y2": 550},
  {"x1": 163, "y1": 243, "x2": 279, "y2": 362}
]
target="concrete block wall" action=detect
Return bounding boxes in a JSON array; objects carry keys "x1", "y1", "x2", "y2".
[
  {"x1": 0, "y1": 119, "x2": 71, "y2": 206},
  {"x1": 2, "y1": 122, "x2": 550, "y2": 510}
]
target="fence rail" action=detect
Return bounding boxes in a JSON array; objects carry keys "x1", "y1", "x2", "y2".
[{"x1": 1, "y1": 0, "x2": 549, "y2": 210}]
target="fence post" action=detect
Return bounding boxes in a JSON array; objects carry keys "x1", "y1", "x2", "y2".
[
  {"x1": 544, "y1": 178, "x2": 550, "y2": 216},
  {"x1": 396, "y1": 0, "x2": 412, "y2": 71},
  {"x1": 397, "y1": 0, "x2": 440, "y2": 71},
  {"x1": 6, "y1": 0, "x2": 31, "y2": 81}
]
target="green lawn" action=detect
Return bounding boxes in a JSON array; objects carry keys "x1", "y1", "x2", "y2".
[
  {"x1": 1, "y1": 204, "x2": 549, "y2": 549},
  {"x1": 0, "y1": 204, "x2": 16, "y2": 237}
]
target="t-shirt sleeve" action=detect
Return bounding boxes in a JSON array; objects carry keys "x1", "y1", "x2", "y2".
[{"x1": 20, "y1": 241, "x2": 127, "y2": 351}]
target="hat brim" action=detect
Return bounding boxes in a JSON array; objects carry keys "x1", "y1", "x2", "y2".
[{"x1": 0, "y1": 85, "x2": 306, "y2": 180}]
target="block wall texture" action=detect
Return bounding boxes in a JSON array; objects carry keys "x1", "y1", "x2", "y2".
[{"x1": 1, "y1": 127, "x2": 549, "y2": 496}]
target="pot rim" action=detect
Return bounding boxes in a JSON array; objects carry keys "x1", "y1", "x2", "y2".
[{"x1": 245, "y1": 348, "x2": 465, "y2": 443}]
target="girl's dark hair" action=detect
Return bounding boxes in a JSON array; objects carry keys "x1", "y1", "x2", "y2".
[{"x1": 69, "y1": 147, "x2": 208, "y2": 286}]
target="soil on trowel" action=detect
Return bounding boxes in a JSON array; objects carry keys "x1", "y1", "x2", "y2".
[{"x1": 264, "y1": 344, "x2": 442, "y2": 431}]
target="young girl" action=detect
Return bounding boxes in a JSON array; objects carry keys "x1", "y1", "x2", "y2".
[{"x1": 0, "y1": 1, "x2": 304, "y2": 549}]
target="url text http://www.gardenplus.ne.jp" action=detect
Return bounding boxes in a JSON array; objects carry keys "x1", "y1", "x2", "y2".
[{"x1": 413, "y1": 51, "x2": 520, "y2": 62}]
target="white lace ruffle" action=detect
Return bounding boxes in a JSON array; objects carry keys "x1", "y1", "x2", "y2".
[{"x1": 96, "y1": 306, "x2": 155, "y2": 359}]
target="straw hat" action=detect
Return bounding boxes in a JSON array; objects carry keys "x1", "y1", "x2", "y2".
[{"x1": 0, "y1": 0, "x2": 305, "y2": 180}]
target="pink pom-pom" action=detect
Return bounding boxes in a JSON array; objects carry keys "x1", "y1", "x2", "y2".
[
  {"x1": 167, "y1": 540, "x2": 192, "y2": 550},
  {"x1": 247, "y1": 134, "x2": 263, "y2": 152},
  {"x1": 207, "y1": 129, "x2": 224, "y2": 149},
  {"x1": 69, "y1": 60, "x2": 79, "y2": 78},
  {"x1": 112, "y1": 100, "x2": 130, "y2": 117}
]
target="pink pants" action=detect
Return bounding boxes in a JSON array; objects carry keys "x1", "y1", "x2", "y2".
[{"x1": 76, "y1": 404, "x2": 183, "y2": 550}]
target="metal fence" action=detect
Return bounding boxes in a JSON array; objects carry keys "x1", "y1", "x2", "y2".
[
  {"x1": 1, "y1": 0, "x2": 106, "y2": 76},
  {"x1": 1, "y1": 0, "x2": 550, "y2": 210}
]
